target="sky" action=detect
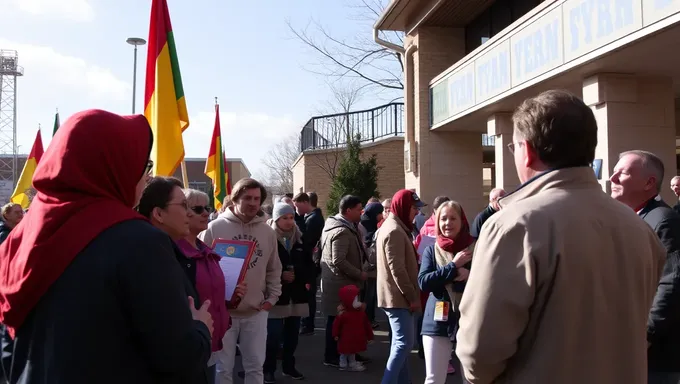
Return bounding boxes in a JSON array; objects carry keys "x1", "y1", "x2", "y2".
[{"x1": 0, "y1": 0, "x2": 398, "y2": 178}]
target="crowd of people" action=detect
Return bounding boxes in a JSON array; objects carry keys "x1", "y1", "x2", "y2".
[{"x1": 0, "y1": 89, "x2": 679, "y2": 384}]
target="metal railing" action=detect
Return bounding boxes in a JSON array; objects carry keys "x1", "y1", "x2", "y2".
[{"x1": 300, "y1": 102, "x2": 404, "y2": 152}]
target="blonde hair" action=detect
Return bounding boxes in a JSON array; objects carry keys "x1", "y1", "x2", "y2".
[
  {"x1": 1, "y1": 203, "x2": 20, "y2": 219},
  {"x1": 434, "y1": 200, "x2": 463, "y2": 238}
]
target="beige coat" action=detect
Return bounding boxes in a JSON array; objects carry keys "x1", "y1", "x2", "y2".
[
  {"x1": 319, "y1": 215, "x2": 365, "y2": 316},
  {"x1": 456, "y1": 167, "x2": 665, "y2": 384},
  {"x1": 376, "y1": 215, "x2": 420, "y2": 309}
]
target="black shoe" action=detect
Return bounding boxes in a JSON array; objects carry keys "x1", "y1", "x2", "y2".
[
  {"x1": 237, "y1": 371, "x2": 245, "y2": 379},
  {"x1": 323, "y1": 358, "x2": 340, "y2": 367},
  {"x1": 264, "y1": 372, "x2": 276, "y2": 383},
  {"x1": 282, "y1": 368, "x2": 305, "y2": 380},
  {"x1": 355, "y1": 354, "x2": 372, "y2": 364},
  {"x1": 371, "y1": 321, "x2": 379, "y2": 329},
  {"x1": 299, "y1": 326, "x2": 314, "y2": 336}
]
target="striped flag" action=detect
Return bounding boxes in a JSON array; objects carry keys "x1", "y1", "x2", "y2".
[
  {"x1": 10, "y1": 130, "x2": 44, "y2": 209},
  {"x1": 144, "y1": 0, "x2": 189, "y2": 176},
  {"x1": 205, "y1": 103, "x2": 229, "y2": 210},
  {"x1": 52, "y1": 111, "x2": 60, "y2": 136}
]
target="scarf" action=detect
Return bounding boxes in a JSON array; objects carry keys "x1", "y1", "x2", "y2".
[
  {"x1": 433, "y1": 204, "x2": 474, "y2": 313},
  {"x1": 0, "y1": 110, "x2": 152, "y2": 337},
  {"x1": 390, "y1": 190, "x2": 416, "y2": 232}
]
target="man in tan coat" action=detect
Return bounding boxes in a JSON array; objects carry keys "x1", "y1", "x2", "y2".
[{"x1": 456, "y1": 90, "x2": 666, "y2": 384}]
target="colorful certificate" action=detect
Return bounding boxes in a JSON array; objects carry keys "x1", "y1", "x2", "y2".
[{"x1": 212, "y1": 239, "x2": 255, "y2": 301}]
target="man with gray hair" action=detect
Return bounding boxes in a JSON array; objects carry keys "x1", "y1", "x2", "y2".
[
  {"x1": 611, "y1": 150, "x2": 680, "y2": 383},
  {"x1": 670, "y1": 176, "x2": 680, "y2": 214},
  {"x1": 470, "y1": 188, "x2": 506, "y2": 239}
]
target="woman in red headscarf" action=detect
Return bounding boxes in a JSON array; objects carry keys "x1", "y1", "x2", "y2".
[
  {"x1": 0, "y1": 110, "x2": 212, "y2": 383},
  {"x1": 375, "y1": 189, "x2": 425, "y2": 384},
  {"x1": 417, "y1": 200, "x2": 474, "y2": 384}
]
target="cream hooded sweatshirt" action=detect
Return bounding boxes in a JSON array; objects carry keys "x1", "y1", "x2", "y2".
[{"x1": 199, "y1": 207, "x2": 282, "y2": 318}]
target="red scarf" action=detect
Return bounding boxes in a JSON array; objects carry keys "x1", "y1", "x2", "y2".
[
  {"x1": 0, "y1": 110, "x2": 152, "y2": 337},
  {"x1": 390, "y1": 189, "x2": 415, "y2": 232},
  {"x1": 435, "y1": 205, "x2": 474, "y2": 255}
]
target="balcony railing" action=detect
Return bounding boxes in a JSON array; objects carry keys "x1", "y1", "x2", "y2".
[
  {"x1": 299, "y1": 101, "x2": 495, "y2": 152},
  {"x1": 300, "y1": 102, "x2": 404, "y2": 152}
]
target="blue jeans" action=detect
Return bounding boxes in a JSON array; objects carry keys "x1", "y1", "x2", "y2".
[
  {"x1": 648, "y1": 371, "x2": 680, "y2": 384},
  {"x1": 264, "y1": 317, "x2": 301, "y2": 373},
  {"x1": 381, "y1": 308, "x2": 414, "y2": 384}
]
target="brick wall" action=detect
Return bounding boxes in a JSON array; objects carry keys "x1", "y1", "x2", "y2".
[{"x1": 292, "y1": 137, "x2": 405, "y2": 214}]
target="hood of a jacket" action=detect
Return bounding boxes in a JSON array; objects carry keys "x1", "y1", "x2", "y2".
[
  {"x1": 323, "y1": 215, "x2": 358, "y2": 234},
  {"x1": 339, "y1": 284, "x2": 360, "y2": 309},
  {"x1": 220, "y1": 206, "x2": 267, "y2": 227}
]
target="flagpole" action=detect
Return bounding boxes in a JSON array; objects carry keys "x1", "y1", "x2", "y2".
[{"x1": 180, "y1": 161, "x2": 189, "y2": 188}]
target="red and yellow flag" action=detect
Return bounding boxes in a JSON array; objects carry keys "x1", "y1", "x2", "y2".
[
  {"x1": 205, "y1": 103, "x2": 230, "y2": 210},
  {"x1": 10, "y1": 130, "x2": 44, "y2": 209},
  {"x1": 144, "y1": 0, "x2": 189, "y2": 176}
]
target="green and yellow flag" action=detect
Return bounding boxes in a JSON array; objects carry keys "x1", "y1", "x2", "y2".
[
  {"x1": 52, "y1": 111, "x2": 60, "y2": 136},
  {"x1": 205, "y1": 103, "x2": 230, "y2": 210},
  {"x1": 144, "y1": 0, "x2": 189, "y2": 176}
]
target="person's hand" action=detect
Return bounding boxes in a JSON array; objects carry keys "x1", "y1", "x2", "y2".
[
  {"x1": 305, "y1": 283, "x2": 311, "y2": 290},
  {"x1": 261, "y1": 301, "x2": 273, "y2": 311},
  {"x1": 409, "y1": 302, "x2": 420, "y2": 313},
  {"x1": 337, "y1": 303, "x2": 345, "y2": 315},
  {"x1": 455, "y1": 268, "x2": 470, "y2": 282},
  {"x1": 282, "y1": 271, "x2": 295, "y2": 283},
  {"x1": 233, "y1": 282, "x2": 247, "y2": 300},
  {"x1": 188, "y1": 297, "x2": 214, "y2": 337},
  {"x1": 360, "y1": 272, "x2": 368, "y2": 281},
  {"x1": 334, "y1": 337, "x2": 339, "y2": 341},
  {"x1": 453, "y1": 250, "x2": 472, "y2": 268}
]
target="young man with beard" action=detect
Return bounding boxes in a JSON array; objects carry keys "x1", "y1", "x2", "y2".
[{"x1": 200, "y1": 178, "x2": 282, "y2": 384}]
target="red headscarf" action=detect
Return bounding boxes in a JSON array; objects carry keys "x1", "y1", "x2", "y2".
[
  {"x1": 390, "y1": 189, "x2": 417, "y2": 232},
  {"x1": 435, "y1": 202, "x2": 474, "y2": 254},
  {"x1": 0, "y1": 110, "x2": 152, "y2": 337}
]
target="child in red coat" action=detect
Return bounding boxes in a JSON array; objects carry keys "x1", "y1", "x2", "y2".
[{"x1": 332, "y1": 285, "x2": 374, "y2": 371}]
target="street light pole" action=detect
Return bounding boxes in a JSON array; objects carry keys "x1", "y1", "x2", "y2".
[{"x1": 126, "y1": 37, "x2": 147, "y2": 114}]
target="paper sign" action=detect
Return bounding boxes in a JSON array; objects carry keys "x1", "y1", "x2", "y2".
[
  {"x1": 212, "y1": 239, "x2": 255, "y2": 301},
  {"x1": 417, "y1": 235, "x2": 436, "y2": 256}
]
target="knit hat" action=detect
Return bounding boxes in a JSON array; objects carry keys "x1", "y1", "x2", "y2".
[{"x1": 272, "y1": 202, "x2": 295, "y2": 222}]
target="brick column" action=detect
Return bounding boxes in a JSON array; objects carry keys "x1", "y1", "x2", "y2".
[
  {"x1": 407, "y1": 27, "x2": 485, "y2": 214},
  {"x1": 583, "y1": 74, "x2": 676, "y2": 203},
  {"x1": 487, "y1": 113, "x2": 520, "y2": 192}
]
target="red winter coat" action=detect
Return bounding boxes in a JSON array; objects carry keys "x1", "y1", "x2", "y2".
[{"x1": 332, "y1": 285, "x2": 374, "y2": 355}]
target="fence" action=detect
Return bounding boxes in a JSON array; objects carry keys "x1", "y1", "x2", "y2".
[{"x1": 300, "y1": 102, "x2": 404, "y2": 152}]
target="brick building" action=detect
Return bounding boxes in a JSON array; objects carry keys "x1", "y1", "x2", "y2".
[{"x1": 375, "y1": 0, "x2": 680, "y2": 214}]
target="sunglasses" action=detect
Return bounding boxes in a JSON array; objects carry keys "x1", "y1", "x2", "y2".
[
  {"x1": 190, "y1": 205, "x2": 214, "y2": 214},
  {"x1": 145, "y1": 160, "x2": 154, "y2": 175}
]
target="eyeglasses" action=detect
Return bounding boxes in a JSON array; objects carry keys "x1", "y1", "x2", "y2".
[
  {"x1": 167, "y1": 201, "x2": 188, "y2": 210},
  {"x1": 145, "y1": 160, "x2": 154, "y2": 175},
  {"x1": 191, "y1": 205, "x2": 213, "y2": 214}
]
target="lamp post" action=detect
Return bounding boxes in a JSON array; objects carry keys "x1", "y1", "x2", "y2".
[{"x1": 126, "y1": 37, "x2": 147, "y2": 114}]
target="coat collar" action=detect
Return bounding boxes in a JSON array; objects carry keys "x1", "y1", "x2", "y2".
[
  {"x1": 387, "y1": 214, "x2": 414, "y2": 239},
  {"x1": 499, "y1": 167, "x2": 602, "y2": 209},
  {"x1": 638, "y1": 196, "x2": 669, "y2": 219}
]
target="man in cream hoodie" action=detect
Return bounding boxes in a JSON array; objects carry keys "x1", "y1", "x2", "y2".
[{"x1": 200, "y1": 178, "x2": 282, "y2": 384}]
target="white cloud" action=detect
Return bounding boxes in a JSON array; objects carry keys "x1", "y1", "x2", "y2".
[
  {"x1": 184, "y1": 110, "x2": 301, "y2": 178},
  {"x1": 0, "y1": 39, "x2": 131, "y2": 157},
  {"x1": 8, "y1": 0, "x2": 95, "y2": 22}
]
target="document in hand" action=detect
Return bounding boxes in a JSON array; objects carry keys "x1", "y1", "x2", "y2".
[{"x1": 212, "y1": 239, "x2": 255, "y2": 301}]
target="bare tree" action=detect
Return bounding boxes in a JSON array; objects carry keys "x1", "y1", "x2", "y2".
[
  {"x1": 260, "y1": 133, "x2": 299, "y2": 195},
  {"x1": 307, "y1": 81, "x2": 365, "y2": 180},
  {"x1": 287, "y1": 0, "x2": 404, "y2": 99}
]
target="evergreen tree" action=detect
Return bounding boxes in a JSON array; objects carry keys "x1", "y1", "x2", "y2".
[{"x1": 326, "y1": 134, "x2": 380, "y2": 215}]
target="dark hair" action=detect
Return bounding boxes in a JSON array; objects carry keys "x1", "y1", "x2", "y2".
[
  {"x1": 261, "y1": 204, "x2": 274, "y2": 216},
  {"x1": 138, "y1": 177, "x2": 184, "y2": 218},
  {"x1": 285, "y1": 193, "x2": 294, "y2": 199},
  {"x1": 367, "y1": 197, "x2": 381, "y2": 204},
  {"x1": 432, "y1": 196, "x2": 451, "y2": 210},
  {"x1": 308, "y1": 192, "x2": 318, "y2": 207},
  {"x1": 230, "y1": 178, "x2": 267, "y2": 206},
  {"x1": 339, "y1": 195, "x2": 362, "y2": 214},
  {"x1": 293, "y1": 192, "x2": 310, "y2": 203},
  {"x1": 513, "y1": 90, "x2": 597, "y2": 168}
]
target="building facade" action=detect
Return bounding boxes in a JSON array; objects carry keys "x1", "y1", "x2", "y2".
[{"x1": 374, "y1": 0, "x2": 680, "y2": 213}]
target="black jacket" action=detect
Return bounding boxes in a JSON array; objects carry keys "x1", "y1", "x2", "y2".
[
  {"x1": 640, "y1": 198, "x2": 680, "y2": 372},
  {"x1": 470, "y1": 205, "x2": 496, "y2": 239},
  {"x1": 5, "y1": 220, "x2": 211, "y2": 384},
  {"x1": 304, "y1": 208, "x2": 325, "y2": 269},
  {"x1": 275, "y1": 240, "x2": 315, "y2": 306}
]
